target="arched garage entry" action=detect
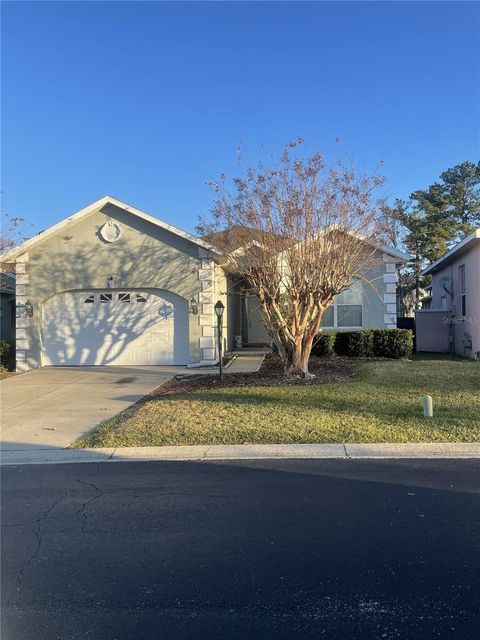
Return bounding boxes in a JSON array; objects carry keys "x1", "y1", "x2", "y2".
[{"x1": 42, "y1": 289, "x2": 189, "y2": 366}]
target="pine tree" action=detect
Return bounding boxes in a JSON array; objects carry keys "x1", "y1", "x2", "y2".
[{"x1": 439, "y1": 161, "x2": 480, "y2": 238}]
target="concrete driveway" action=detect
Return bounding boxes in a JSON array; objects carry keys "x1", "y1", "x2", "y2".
[{"x1": 0, "y1": 366, "x2": 184, "y2": 451}]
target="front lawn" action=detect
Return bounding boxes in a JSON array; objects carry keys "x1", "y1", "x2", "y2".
[{"x1": 73, "y1": 356, "x2": 480, "y2": 447}]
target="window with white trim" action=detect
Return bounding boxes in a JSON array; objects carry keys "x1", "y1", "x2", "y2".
[
  {"x1": 118, "y1": 293, "x2": 131, "y2": 303},
  {"x1": 459, "y1": 264, "x2": 466, "y2": 316},
  {"x1": 84, "y1": 295, "x2": 95, "y2": 304},
  {"x1": 136, "y1": 294, "x2": 147, "y2": 303},
  {"x1": 100, "y1": 293, "x2": 113, "y2": 303},
  {"x1": 321, "y1": 281, "x2": 363, "y2": 328}
]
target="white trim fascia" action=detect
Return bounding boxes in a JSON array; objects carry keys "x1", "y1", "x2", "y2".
[
  {"x1": 0, "y1": 195, "x2": 221, "y2": 262},
  {"x1": 376, "y1": 243, "x2": 411, "y2": 263},
  {"x1": 422, "y1": 229, "x2": 480, "y2": 276}
]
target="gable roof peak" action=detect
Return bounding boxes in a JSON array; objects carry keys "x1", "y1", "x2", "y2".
[{"x1": 1, "y1": 196, "x2": 220, "y2": 261}]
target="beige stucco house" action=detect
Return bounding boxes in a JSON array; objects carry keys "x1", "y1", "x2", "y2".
[
  {"x1": 416, "y1": 228, "x2": 480, "y2": 359},
  {"x1": 2, "y1": 196, "x2": 409, "y2": 371}
]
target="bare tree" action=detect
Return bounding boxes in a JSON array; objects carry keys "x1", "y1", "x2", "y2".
[
  {"x1": 200, "y1": 141, "x2": 386, "y2": 378},
  {"x1": 0, "y1": 213, "x2": 29, "y2": 270}
]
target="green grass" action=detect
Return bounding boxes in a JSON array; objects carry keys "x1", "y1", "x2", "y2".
[{"x1": 73, "y1": 357, "x2": 480, "y2": 447}]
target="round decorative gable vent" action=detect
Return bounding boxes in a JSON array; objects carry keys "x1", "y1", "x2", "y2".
[{"x1": 99, "y1": 220, "x2": 122, "y2": 243}]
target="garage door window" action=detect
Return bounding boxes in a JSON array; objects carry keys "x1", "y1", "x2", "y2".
[
  {"x1": 119, "y1": 293, "x2": 131, "y2": 303},
  {"x1": 100, "y1": 293, "x2": 112, "y2": 303},
  {"x1": 84, "y1": 295, "x2": 95, "y2": 304},
  {"x1": 136, "y1": 294, "x2": 147, "y2": 303}
]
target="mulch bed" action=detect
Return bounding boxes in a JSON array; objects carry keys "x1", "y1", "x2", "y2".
[{"x1": 151, "y1": 355, "x2": 357, "y2": 396}]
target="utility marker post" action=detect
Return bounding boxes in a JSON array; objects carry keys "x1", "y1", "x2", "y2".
[{"x1": 423, "y1": 394, "x2": 433, "y2": 418}]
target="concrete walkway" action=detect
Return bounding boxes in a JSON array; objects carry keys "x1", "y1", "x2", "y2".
[
  {"x1": 182, "y1": 354, "x2": 265, "y2": 376},
  {"x1": 0, "y1": 365, "x2": 183, "y2": 451},
  {"x1": 1, "y1": 442, "x2": 479, "y2": 465}
]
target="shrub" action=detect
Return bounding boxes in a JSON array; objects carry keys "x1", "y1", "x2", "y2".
[
  {"x1": 334, "y1": 330, "x2": 373, "y2": 358},
  {"x1": 371, "y1": 328, "x2": 413, "y2": 359},
  {"x1": 312, "y1": 332, "x2": 336, "y2": 358},
  {"x1": 0, "y1": 339, "x2": 15, "y2": 372},
  {"x1": 311, "y1": 328, "x2": 413, "y2": 360}
]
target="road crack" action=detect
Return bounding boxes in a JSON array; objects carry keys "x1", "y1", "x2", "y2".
[
  {"x1": 75, "y1": 477, "x2": 104, "y2": 533},
  {"x1": 16, "y1": 487, "x2": 68, "y2": 598}
]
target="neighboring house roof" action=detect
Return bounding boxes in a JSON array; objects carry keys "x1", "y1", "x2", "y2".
[
  {"x1": 0, "y1": 196, "x2": 221, "y2": 262},
  {"x1": 422, "y1": 228, "x2": 480, "y2": 276}
]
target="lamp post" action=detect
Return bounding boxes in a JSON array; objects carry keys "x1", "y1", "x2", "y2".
[{"x1": 214, "y1": 300, "x2": 225, "y2": 380}]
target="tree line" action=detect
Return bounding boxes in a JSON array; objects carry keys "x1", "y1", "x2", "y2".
[{"x1": 380, "y1": 161, "x2": 480, "y2": 313}]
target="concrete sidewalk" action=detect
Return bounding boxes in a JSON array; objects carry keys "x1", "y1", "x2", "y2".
[
  {"x1": 1, "y1": 442, "x2": 479, "y2": 465},
  {"x1": 182, "y1": 354, "x2": 265, "y2": 376}
]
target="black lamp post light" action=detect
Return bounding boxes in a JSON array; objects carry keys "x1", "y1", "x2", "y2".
[{"x1": 214, "y1": 299, "x2": 225, "y2": 379}]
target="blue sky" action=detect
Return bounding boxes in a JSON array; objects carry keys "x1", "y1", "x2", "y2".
[{"x1": 2, "y1": 1, "x2": 479, "y2": 236}]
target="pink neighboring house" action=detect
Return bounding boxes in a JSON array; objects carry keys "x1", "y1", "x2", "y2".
[{"x1": 416, "y1": 228, "x2": 480, "y2": 359}]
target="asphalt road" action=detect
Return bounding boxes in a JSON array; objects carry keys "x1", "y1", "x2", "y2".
[{"x1": 1, "y1": 459, "x2": 479, "y2": 640}]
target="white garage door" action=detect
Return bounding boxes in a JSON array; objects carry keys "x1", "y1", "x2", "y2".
[{"x1": 42, "y1": 290, "x2": 189, "y2": 366}]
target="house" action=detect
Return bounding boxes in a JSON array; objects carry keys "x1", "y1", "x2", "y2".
[
  {"x1": 416, "y1": 228, "x2": 480, "y2": 359},
  {"x1": 1, "y1": 196, "x2": 409, "y2": 372},
  {"x1": 0, "y1": 271, "x2": 16, "y2": 343},
  {"x1": 420, "y1": 285, "x2": 432, "y2": 310}
]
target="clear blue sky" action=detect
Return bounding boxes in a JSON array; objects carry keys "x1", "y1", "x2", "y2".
[{"x1": 2, "y1": 1, "x2": 479, "y2": 236}]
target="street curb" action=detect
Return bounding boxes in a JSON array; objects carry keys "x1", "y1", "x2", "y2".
[{"x1": 1, "y1": 442, "x2": 480, "y2": 465}]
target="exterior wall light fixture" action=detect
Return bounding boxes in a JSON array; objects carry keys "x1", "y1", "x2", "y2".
[
  {"x1": 190, "y1": 297, "x2": 198, "y2": 315},
  {"x1": 16, "y1": 300, "x2": 33, "y2": 318}
]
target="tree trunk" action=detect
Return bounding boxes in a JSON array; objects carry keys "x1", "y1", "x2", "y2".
[{"x1": 283, "y1": 338, "x2": 315, "y2": 379}]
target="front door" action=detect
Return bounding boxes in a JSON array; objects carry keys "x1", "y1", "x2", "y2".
[{"x1": 245, "y1": 295, "x2": 270, "y2": 344}]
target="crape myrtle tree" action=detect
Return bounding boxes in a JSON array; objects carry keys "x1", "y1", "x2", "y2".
[
  {"x1": 199, "y1": 140, "x2": 386, "y2": 379},
  {"x1": 0, "y1": 213, "x2": 29, "y2": 272},
  {"x1": 0, "y1": 213, "x2": 27, "y2": 255}
]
